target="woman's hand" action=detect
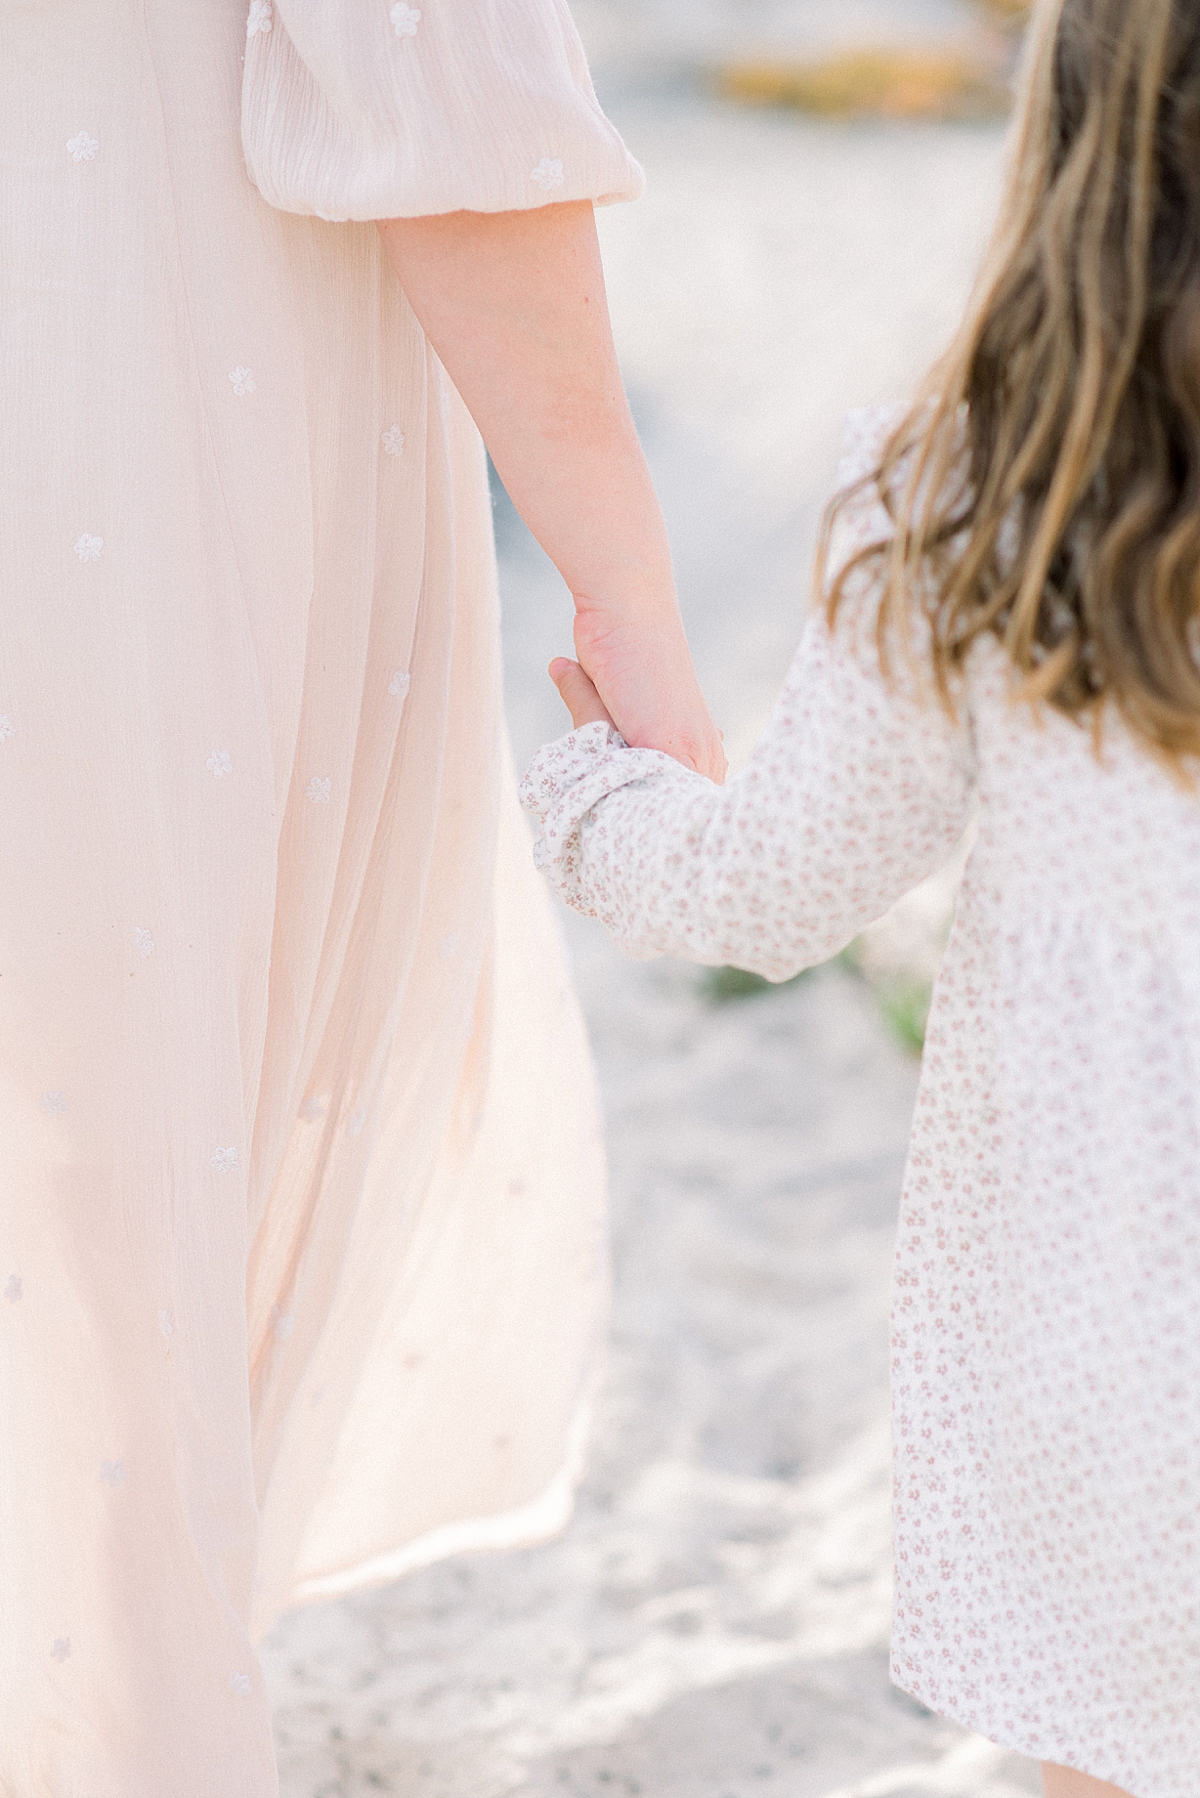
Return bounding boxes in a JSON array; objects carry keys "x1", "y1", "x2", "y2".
[
  {"x1": 572, "y1": 605, "x2": 726, "y2": 779},
  {"x1": 376, "y1": 203, "x2": 726, "y2": 784},
  {"x1": 550, "y1": 630, "x2": 725, "y2": 781}
]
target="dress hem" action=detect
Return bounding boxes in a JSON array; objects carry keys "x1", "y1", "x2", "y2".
[
  {"x1": 890, "y1": 1660, "x2": 1130, "y2": 1791},
  {"x1": 275, "y1": 1401, "x2": 593, "y2": 1618}
]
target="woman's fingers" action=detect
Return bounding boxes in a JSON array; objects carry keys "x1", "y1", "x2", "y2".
[{"x1": 550, "y1": 658, "x2": 615, "y2": 730}]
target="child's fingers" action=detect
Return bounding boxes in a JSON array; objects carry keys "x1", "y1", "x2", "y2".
[{"x1": 549, "y1": 658, "x2": 615, "y2": 730}]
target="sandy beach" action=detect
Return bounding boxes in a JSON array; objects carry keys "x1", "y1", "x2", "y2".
[{"x1": 263, "y1": 8, "x2": 1044, "y2": 1792}]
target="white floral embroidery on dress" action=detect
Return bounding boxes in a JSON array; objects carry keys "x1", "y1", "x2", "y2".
[
  {"x1": 246, "y1": 0, "x2": 273, "y2": 34},
  {"x1": 100, "y1": 1459, "x2": 126, "y2": 1489},
  {"x1": 207, "y1": 749, "x2": 232, "y2": 779},
  {"x1": 210, "y1": 1146, "x2": 239, "y2": 1173},
  {"x1": 305, "y1": 775, "x2": 331, "y2": 804},
  {"x1": 530, "y1": 158, "x2": 564, "y2": 191},
  {"x1": 134, "y1": 926, "x2": 155, "y2": 958},
  {"x1": 51, "y1": 1638, "x2": 71, "y2": 1662},
  {"x1": 158, "y1": 1306, "x2": 174, "y2": 1339},
  {"x1": 66, "y1": 131, "x2": 98, "y2": 163},
  {"x1": 39, "y1": 1091, "x2": 68, "y2": 1117},
  {"x1": 74, "y1": 534, "x2": 103, "y2": 563},
  {"x1": 5, "y1": 1275, "x2": 21, "y2": 1304},
  {"x1": 227, "y1": 366, "x2": 256, "y2": 397},
  {"x1": 381, "y1": 424, "x2": 405, "y2": 457},
  {"x1": 0, "y1": 716, "x2": 15, "y2": 743},
  {"x1": 390, "y1": 1, "x2": 421, "y2": 33},
  {"x1": 388, "y1": 669, "x2": 410, "y2": 699},
  {"x1": 229, "y1": 1670, "x2": 252, "y2": 1696}
]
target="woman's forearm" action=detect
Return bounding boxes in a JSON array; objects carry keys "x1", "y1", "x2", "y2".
[
  {"x1": 376, "y1": 202, "x2": 674, "y2": 623},
  {"x1": 376, "y1": 204, "x2": 725, "y2": 780}
]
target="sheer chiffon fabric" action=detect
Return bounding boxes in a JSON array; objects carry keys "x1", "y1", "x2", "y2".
[
  {"x1": 243, "y1": 0, "x2": 643, "y2": 220},
  {"x1": 0, "y1": 0, "x2": 634, "y2": 1788}
]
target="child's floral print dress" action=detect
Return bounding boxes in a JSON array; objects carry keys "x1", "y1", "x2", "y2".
[{"x1": 523, "y1": 411, "x2": 1200, "y2": 1798}]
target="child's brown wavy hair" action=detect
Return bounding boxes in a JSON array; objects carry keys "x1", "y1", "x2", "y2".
[{"x1": 826, "y1": 0, "x2": 1200, "y2": 765}]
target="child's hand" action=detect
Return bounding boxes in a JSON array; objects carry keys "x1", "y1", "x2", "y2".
[{"x1": 549, "y1": 658, "x2": 617, "y2": 732}]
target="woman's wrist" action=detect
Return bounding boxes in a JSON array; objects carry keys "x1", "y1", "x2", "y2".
[
  {"x1": 570, "y1": 603, "x2": 726, "y2": 783},
  {"x1": 571, "y1": 575, "x2": 682, "y2": 631},
  {"x1": 572, "y1": 598, "x2": 690, "y2": 675}
]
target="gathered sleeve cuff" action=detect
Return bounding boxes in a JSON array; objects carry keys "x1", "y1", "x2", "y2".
[
  {"x1": 240, "y1": 0, "x2": 644, "y2": 222},
  {"x1": 519, "y1": 613, "x2": 976, "y2": 985},
  {"x1": 518, "y1": 719, "x2": 766, "y2": 969},
  {"x1": 519, "y1": 409, "x2": 978, "y2": 984}
]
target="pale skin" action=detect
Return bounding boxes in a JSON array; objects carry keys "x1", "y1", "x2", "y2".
[
  {"x1": 1042, "y1": 1770, "x2": 1134, "y2": 1798},
  {"x1": 381, "y1": 201, "x2": 1138, "y2": 1798},
  {"x1": 377, "y1": 200, "x2": 726, "y2": 783}
]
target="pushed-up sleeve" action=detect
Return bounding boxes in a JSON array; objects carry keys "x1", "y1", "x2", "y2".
[
  {"x1": 518, "y1": 411, "x2": 978, "y2": 982},
  {"x1": 240, "y1": 0, "x2": 644, "y2": 222}
]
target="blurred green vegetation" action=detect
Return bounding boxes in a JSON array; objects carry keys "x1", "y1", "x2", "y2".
[
  {"x1": 871, "y1": 973, "x2": 934, "y2": 1057},
  {"x1": 700, "y1": 949, "x2": 933, "y2": 1057},
  {"x1": 699, "y1": 963, "x2": 811, "y2": 1002}
]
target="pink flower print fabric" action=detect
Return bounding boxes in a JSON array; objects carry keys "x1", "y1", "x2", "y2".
[{"x1": 521, "y1": 410, "x2": 1200, "y2": 1796}]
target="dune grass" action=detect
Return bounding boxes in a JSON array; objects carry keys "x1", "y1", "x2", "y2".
[
  {"x1": 871, "y1": 973, "x2": 934, "y2": 1056},
  {"x1": 975, "y1": 0, "x2": 1031, "y2": 21},
  {"x1": 718, "y1": 0, "x2": 1029, "y2": 126},
  {"x1": 700, "y1": 951, "x2": 933, "y2": 1056},
  {"x1": 699, "y1": 964, "x2": 810, "y2": 1003}
]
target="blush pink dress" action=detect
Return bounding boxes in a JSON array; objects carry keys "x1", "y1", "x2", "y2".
[{"x1": 0, "y1": 1, "x2": 639, "y2": 1789}]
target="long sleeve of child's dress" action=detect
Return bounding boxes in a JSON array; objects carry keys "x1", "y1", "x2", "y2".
[{"x1": 519, "y1": 421, "x2": 978, "y2": 981}]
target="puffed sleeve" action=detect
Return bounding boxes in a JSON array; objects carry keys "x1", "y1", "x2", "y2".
[{"x1": 240, "y1": 0, "x2": 644, "y2": 222}]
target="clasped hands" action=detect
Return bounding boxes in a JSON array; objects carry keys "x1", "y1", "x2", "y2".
[{"x1": 551, "y1": 600, "x2": 727, "y2": 783}]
